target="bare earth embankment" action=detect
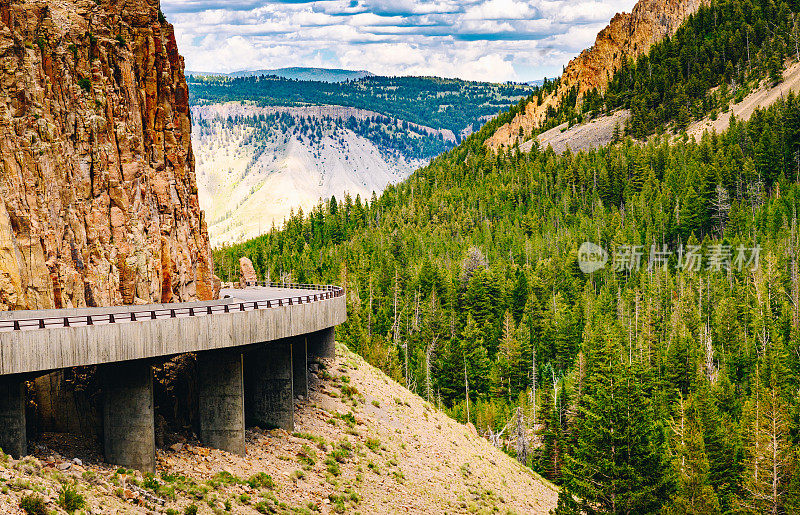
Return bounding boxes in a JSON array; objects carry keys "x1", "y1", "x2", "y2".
[
  {"x1": 521, "y1": 109, "x2": 631, "y2": 154},
  {"x1": 0, "y1": 345, "x2": 557, "y2": 514},
  {"x1": 522, "y1": 60, "x2": 800, "y2": 157},
  {"x1": 686, "y1": 60, "x2": 800, "y2": 139}
]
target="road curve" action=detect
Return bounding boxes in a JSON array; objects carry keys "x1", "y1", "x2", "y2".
[
  {"x1": 0, "y1": 283, "x2": 342, "y2": 332},
  {"x1": 0, "y1": 284, "x2": 347, "y2": 376}
]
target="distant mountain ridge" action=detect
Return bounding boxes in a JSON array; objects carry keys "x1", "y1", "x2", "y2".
[
  {"x1": 187, "y1": 75, "x2": 537, "y2": 244},
  {"x1": 187, "y1": 67, "x2": 373, "y2": 83}
]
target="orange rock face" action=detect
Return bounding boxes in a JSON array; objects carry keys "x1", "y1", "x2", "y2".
[
  {"x1": 0, "y1": 0, "x2": 214, "y2": 309},
  {"x1": 239, "y1": 257, "x2": 257, "y2": 288},
  {"x1": 487, "y1": 0, "x2": 704, "y2": 151}
]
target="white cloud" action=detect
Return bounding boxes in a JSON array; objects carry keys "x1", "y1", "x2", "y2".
[{"x1": 163, "y1": 0, "x2": 638, "y2": 82}]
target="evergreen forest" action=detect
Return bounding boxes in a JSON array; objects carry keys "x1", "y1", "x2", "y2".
[
  {"x1": 213, "y1": 0, "x2": 800, "y2": 512},
  {"x1": 188, "y1": 74, "x2": 538, "y2": 139}
]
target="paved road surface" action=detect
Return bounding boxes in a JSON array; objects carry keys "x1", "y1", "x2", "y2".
[{"x1": 0, "y1": 286, "x2": 338, "y2": 332}]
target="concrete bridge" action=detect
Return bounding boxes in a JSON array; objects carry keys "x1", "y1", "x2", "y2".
[{"x1": 0, "y1": 284, "x2": 346, "y2": 471}]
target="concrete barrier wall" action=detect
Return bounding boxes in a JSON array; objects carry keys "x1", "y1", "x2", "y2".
[{"x1": 0, "y1": 296, "x2": 346, "y2": 376}]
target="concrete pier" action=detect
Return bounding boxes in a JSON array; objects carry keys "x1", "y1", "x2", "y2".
[
  {"x1": 0, "y1": 376, "x2": 26, "y2": 458},
  {"x1": 292, "y1": 337, "x2": 308, "y2": 399},
  {"x1": 244, "y1": 341, "x2": 294, "y2": 431},
  {"x1": 0, "y1": 285, "x2": 346, "y2": 472},
  {"x1": 102, "y1": 360, "x2": 155, "y2": 472},
  {"x1": 198, "y1": 350, "x2": 245, "y2": 455},
  {"x1": 308, "y1": 327, "x2": 335, "y2": 360}
]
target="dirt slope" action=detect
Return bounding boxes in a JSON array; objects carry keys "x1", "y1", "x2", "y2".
[
  {"x1": 521, "y1": 109, "x2": 631, "y2": 154},
  {"x1": 0, "y1": 344, "x2": 557, "y2": 514},
  {"x1": 686, "y1": 61, "x2": 800, "y2": 139}
]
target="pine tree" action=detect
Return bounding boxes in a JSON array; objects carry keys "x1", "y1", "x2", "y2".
[
  {"x1": 538, "y1": 382, "x2": 563, "y2": 483},
  {"x1": 510, "y1": 269, "x2": 528, "y2": 323},
  {"x1": 665, "y1": 395, "x2": 721, "y2": 514},
  {"x1": 741, "y1": 366, "x2": 792, "y2": 514},
  {"x1": 695, "y1": 376, "x2": 744, "y2": 511},
  {"x1": 680, "y1": 186, "x2": 707, "y2": 240},
  {"x1": 562, "y1": 335, "x2": 670, "y2": 513},
  {"x1": 493, "y1": 311, "x2": 521, "y2": 400},
  {"x1": 630, "y1": 154, "x2": 650, "y2": 194},
  {"x1": 461, "y1": 314, "x2": 491, "y2": 398}
]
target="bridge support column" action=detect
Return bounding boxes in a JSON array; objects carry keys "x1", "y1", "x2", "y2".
[
  {"x1": 307, "y1": 327, "x2": 335, "y2": 360},
  {"x1": 244, "y1": 341, "x2": 293, "y2": 431},
  {"x1": 198, "y1": 350, "x2": 245, "y2": 455},
  {"x1": 292, "y1": 337, "x2": 308, "y2": 399},
  {"x1": 102, "y1": 360, "x2": 155, "y2": 472},
  {"x1": 0, "y1": 376, "x2": 26, "y2": 458}
]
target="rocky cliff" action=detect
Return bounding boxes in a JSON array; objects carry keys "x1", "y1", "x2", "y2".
[
  {"x1": 487, "y1": 0, "x2": 704, "y2": 151},
  {"x1": 0, "y1": 0, "x2": 214, "y2": 309}
]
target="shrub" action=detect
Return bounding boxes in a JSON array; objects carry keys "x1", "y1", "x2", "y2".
[
  {"x1": 19, "y1": 494, "x2": 47, "y2": 515},
  {"x1": 336, "y1": 412, "x2": 356, "y2": 427},
  {"x1": 246, "y1": 472, "x2": 275, "y2": 489},
  {"x1": 142, "y1": 472, "x2": 159, "y2": 490},
  {"x1": 77, "y1": 78, "x2": 91, "y2": 92},
  {"x1": 57, "y1": 484, "x2": 85, "y2": 514},
  {"x1": 325, "y1": 457, "x2": 341, "y2": 476},
  {"x1": 211, "y1": 470, "x2": 241, "y2": 486},
  {"x1": 340, "y1": 384, "x2": 359, "y2": 397},
  {"x1": 297, "y1": 444, "x2": 317, "y2": 466},
  {"x1": 184, "y1": 504, "x2": 198, "y2": 515},
  {"x1": 365, "y1": 438, "x2": 381, "y2": 453}
]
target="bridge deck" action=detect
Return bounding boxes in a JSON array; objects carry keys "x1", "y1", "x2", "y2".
[{"x1": 0, "y1": 285, "x2": 346, "y2": 376}]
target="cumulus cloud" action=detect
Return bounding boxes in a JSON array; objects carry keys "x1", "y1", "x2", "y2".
[{"x1": 162, "y1": 0, "x2": 637, "y2": 82}]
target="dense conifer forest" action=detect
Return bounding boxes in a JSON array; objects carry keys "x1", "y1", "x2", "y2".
[
  {"x1": 188, "y1": 74, "x2": 538, "y2": 138},
  {"x1": 213, "y1": 0, "x2": 800, "y2": 512}
]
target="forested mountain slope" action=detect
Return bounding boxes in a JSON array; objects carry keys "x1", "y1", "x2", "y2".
[
  {"x1": 491, "y1": 0, "x2": 800, "y2": 150},
  {"x1": 189, "y1": 75, "x2": 537, "y2": 244},
  {"x1": 217, "y1": 87, "x2": 800, "y2": 515},
  {"x1": 190, "y1": 74, "x2": 536, "y2": 138},
  {"x1": 214, "y1": 1, "x2": 800, "y2": 512},
  {"x1": 193, "y1": 103, "x2": 441, "y2": 245},
  {"x1": 487, "y1": 0, "x2": 704, "y2": 150}
]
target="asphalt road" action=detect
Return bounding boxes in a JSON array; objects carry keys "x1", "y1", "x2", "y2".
[{"x1": 0, "y1": 286, "x2": 337, "y2": 332}]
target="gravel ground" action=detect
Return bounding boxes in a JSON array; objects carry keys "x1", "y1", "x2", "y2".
[
  {"x1": 521, "y1": 110, "x2": 631, "y2": 155},
  {"x1": 0, "y1": 344, "x2": 557, "y2": 514}
]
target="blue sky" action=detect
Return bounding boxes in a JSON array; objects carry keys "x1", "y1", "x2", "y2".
[{"x1": 161, "y1": 0, "x2": 637, "y2": 83}]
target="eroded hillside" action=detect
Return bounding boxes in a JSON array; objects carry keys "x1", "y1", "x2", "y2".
[
  {"x1": 0, "y1": 0, "x2": 215, "y2": 309},
  {"x1": 193, "y1": 104, "x2": 435, "y2": 245},
  {"x1": 0, "y1": 345, "x2": 557, "y2": 514}
]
